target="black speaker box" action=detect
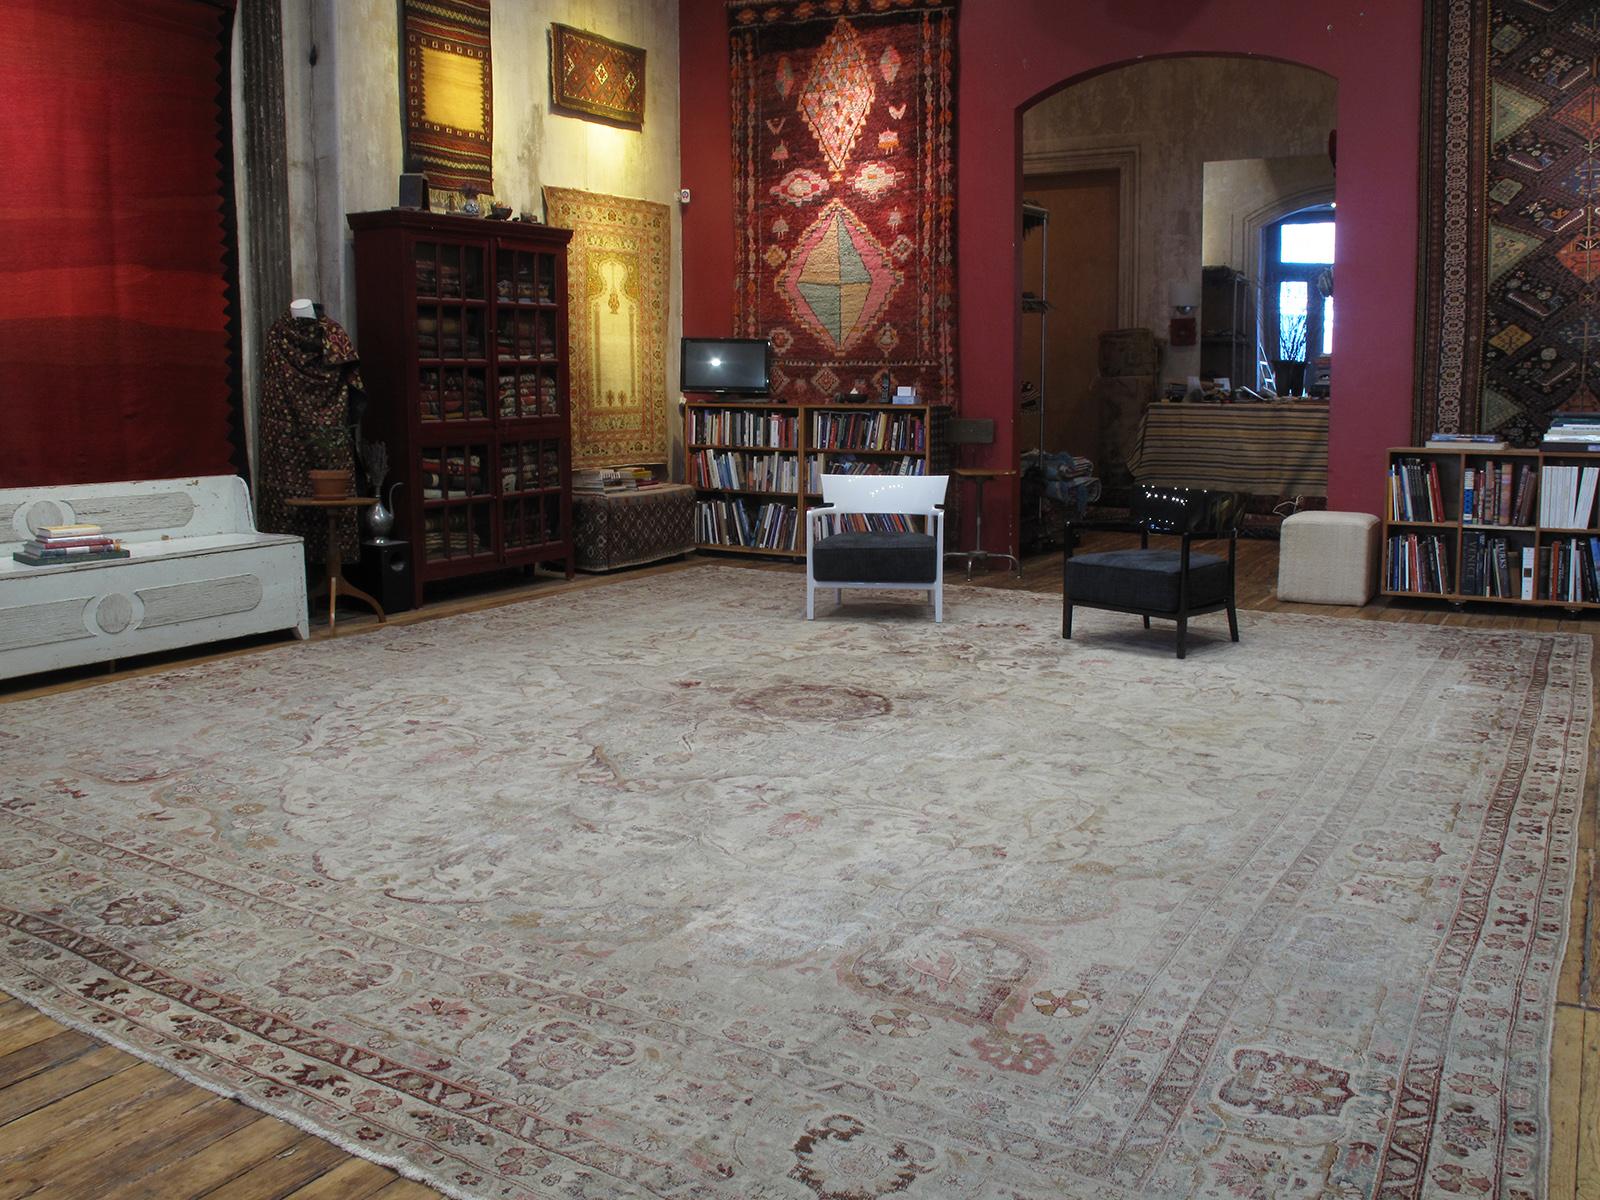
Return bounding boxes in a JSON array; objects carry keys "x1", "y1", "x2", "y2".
[
  {"x1": 356, "y1": 540, "x2": 414, "y2": 614},
  {"x1": 398, "y1": 173, "x2": 430, "y2": 210}
]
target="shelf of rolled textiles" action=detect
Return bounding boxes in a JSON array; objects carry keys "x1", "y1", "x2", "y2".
[{"x1": 1383, "y1": 445, "x2": 1600, "y2": 608}]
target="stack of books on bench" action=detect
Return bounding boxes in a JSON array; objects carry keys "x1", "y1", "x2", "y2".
[
  {"x1": 573, "y1": 466, "x2": 658, "y2": 493},
  {"x1": 13, "y1": 523, "x2": 130, "y2": 566}
]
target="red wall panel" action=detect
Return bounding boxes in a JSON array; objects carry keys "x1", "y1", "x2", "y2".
[{"x1": 680, "y1": 0, "x2": 1424, "y2": 542}]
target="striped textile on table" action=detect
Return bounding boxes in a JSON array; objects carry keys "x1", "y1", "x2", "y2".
[{"x1": 1129, "y1": 402, "x2": 1328, "y2": 497}]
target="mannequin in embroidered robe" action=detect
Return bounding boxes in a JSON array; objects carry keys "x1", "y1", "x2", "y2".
[{"x1": 257, "y1": 310, "x2": 366, "y2": 563}]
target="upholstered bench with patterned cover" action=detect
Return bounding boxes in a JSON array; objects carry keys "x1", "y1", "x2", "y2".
[{"x1": 572, "y1": 483, "x2": 695, "y2": 572}]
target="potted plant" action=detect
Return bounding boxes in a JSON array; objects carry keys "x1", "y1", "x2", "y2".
[
  {"x1": 1271, "y1": 314, "x2": 1309, "y2": 397},
  {"x1": 307, "y1": 424, "x2": 355, "y2": 498}
]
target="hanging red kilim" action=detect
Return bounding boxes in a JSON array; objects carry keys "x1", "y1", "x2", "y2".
[
  {"x1": 0, "y1": 0, "x2": 246, "y2": 487},
  {"x1": 402, "y1": 0, "x2": 493, "y2": 197},
  {"x1": 729, "y1": 0, "x2": 958, "y2": 406}
]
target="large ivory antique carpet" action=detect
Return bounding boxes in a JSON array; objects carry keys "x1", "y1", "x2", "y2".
[{"x1": 0, "y1": 568, "x2": 1588, "y2": 1200}]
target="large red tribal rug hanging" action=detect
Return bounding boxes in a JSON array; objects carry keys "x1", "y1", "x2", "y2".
[
  {"x1": 0, "y1": 0, "x2": 245, "y2": 486},
  {"x1": 402, "y1": 0, "x2": 494, "y2": 203},
  {"x1": 543, "y1": 187, "x2": 672, "y2": 467},
  {"x1": 1416, "y1": 0, "x2": 1600, "y2": 443},
  {"x1": 729, "y1": 0, "x2": 958, "y2": 406}
]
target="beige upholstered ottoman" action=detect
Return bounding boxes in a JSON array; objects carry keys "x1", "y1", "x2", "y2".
[{"x1": 1277, "y1": 510, "x2": 1380, "y2": 605}]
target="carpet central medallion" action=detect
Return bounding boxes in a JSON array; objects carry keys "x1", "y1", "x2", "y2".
[{"x1": 0, "y1": 569, "x2": 1586, "y2": 1198}]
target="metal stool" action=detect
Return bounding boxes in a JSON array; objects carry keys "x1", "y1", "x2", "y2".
[{"x1": 945, "y1": 467, "x2": 1020, "y2": 580}]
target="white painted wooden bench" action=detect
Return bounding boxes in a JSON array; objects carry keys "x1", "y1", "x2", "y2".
[{"x1": 0, "y1": 476, "x2": 309, "y2": 681}]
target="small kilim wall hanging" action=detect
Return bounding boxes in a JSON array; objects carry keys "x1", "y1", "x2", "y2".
[
  {"x1": 402, "y1": 0, "x2": 494, "y2": 204},
  {"x1": 1417, "y1": 0, "x2": 1600, "y2": 443},
  {"x1": 550, "y1": 24, "x2": 647, "y2": 129},
  {"x1": 543, "y1": 187, "x2": 672, "y2": 467},
  {"x1": 729, "y1": 0, "x2": 959, "y2": 406}
]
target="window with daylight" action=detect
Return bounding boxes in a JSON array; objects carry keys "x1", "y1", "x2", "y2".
[{"x1": 1264, "y1": 211, "x2": 1334, "y2": 367}]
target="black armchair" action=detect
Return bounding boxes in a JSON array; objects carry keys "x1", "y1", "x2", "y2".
[{"x1": 1061, "y1": 486, "x2": 1244, "y2": 658}]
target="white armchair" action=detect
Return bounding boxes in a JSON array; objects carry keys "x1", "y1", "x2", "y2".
[{"x1": 805, "y1": 473, "x2": 949, "y2": 621}]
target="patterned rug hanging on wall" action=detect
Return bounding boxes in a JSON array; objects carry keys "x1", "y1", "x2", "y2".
[
  {"x1": 543, "y1": 187, "x2": 672, "y2": 467},
  {"x1": 729, "y1": 0, "x2": 958, "y2": 406},
  {"x1": 402, "y1": 0, "x2": 494, "y2": 203},
  {"x1": 1416, "y1": 0, "x2": 1600, "y2": 443}
]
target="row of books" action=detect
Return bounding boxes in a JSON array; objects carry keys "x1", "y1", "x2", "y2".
[
  {"x1": 1388, "y1": 533, "x2": 1600, "y2": 601},
  {"x1": 1545, "y1": 537, "x2": 1600, "y2": 602},
  {"x1": 1390, "y1": 459, "x2": 1599, "y2": 528},
  {"x1": 1464, "y1": 461, "x2": 1536, "y2": 527},
  {"x1": 1387, "y1": 457, "x2": 1443, "y2": 521},
  {"x1": 689, "y1": 409, "x2": 797, "y2": 450},
  {"x1": 1386, "y1": 532, "x2": 1451, "y2": 595},
  {"x1": 1537, "y1": 464, "x2": 1599, "y2": 528},
  {"x1": 689, "y1": 450, "x2": 800, "y2": 494},
  {"x1": 810, "y1": 412, "x2": 926, "y2": 453},
  {"x1": 810, "y1": 456, "x2": 927, "y2": 493},
  {"x1": 695, "y1": 498, "x2": 797, "y2": 550},
  {"x1": 816, "y1": 512, "x2": 919, "y2": 535},
  {"x1": 13, "y1": 523, "x2": 129, "y2": 566},
  {"x1": 1460, "y1": 533, "x2": 1519, "y2": 598}
]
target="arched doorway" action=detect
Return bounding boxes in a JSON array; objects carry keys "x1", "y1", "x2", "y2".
[{"x1": 1016, "y1": 55, "x2": 1337, "y2": 544}]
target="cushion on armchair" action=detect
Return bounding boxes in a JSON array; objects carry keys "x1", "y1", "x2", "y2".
[
  {"x1": 1065, "y1": 548, "x2": 1229, "y2": 612},
  {"x1": 811, "y1": 531, "x2": 937, "y2": 583}
]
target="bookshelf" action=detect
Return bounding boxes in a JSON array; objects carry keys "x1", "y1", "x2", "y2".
[
  {"x1": 348, "y1": 210, "x2": 575, "y2": 607},
  {"x1": 1382, "y1": 445, "x2": 1600, "y2": 607},
  {"x1": 684, "y1": 401, "x2": 951, "y2": 557}
]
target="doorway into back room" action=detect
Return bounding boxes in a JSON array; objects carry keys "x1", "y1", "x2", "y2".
[{"x1": 1020, "y1": 169, "x2": 1119, "y2": 458}]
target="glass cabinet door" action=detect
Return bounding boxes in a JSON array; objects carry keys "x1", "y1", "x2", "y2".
[
  {"x1": 414, "y1": 240, "x2": 487, "y2": 427},
  {"x1": 419, "y1": 439, "x2": 493, "y2": 566},
  {"x1": 499, "y1": 437, "x2": 563, "y2": 551}
]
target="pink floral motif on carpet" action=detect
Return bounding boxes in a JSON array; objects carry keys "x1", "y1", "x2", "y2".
[{"x1": 0, "y1": 569, "x2": 1586, "y2": 1199}]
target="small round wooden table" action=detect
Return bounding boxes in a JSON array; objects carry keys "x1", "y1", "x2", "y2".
[
  {"x1": 945, "y1": 467, "x2": 1021, "y2": 580},
  {"x1": 286, "y1": 497, "x2": 386, "y2": 631}
]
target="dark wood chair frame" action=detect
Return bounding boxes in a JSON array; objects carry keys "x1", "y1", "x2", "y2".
[{"x1": 1061, "y1": 487, "x2": 1243, "y2": 659}]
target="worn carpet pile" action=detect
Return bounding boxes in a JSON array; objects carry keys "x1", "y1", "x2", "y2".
[{"x1": 0, "y1": 568, "x2": 1588, "y2": 1199}]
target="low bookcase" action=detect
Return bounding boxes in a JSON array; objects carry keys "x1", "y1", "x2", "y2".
[
  {"x1": 1382, "y1": 445, "x2": 1600, "y2": 608},
  {"x1": 684, "y1": 401, "x2": 950, "y2": 558}
]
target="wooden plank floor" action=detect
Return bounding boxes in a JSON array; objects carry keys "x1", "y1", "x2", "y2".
[{"x1": 0, "y1": 539, "x2": 1596, "y2": 1197}]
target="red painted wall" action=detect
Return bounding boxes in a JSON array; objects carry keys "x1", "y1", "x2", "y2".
[{"x1": 680, "y1": 0, "x2": 1423, "y2": 549}]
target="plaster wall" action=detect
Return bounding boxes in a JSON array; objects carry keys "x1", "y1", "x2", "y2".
[
  {"x1": 279, "y1": 0, "x2": 684, "y2": 458},
  {"x1": 1024, "y1": 58, "x2": 1335, "y2": 382},
  {"x1": 1202, "y1": 155, "x2": 1336, "y2": 272}
]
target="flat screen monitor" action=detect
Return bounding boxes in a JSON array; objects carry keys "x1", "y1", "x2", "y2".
[{"x1": 681, "y1": 337, "x2": 772, "y2": 396}]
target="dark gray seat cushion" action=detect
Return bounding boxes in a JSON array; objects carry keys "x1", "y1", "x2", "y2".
[
  {"x1": 812, "y1": 531, "x2": 937, "y2": 583},
  {"x1": 1064, "y1": 548, "x2": 1228, "y2": 612}
]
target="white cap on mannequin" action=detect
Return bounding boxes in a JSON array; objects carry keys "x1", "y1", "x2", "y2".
[{"x1": 290, "y1": 298, "x2": 316, "y2": 320}]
